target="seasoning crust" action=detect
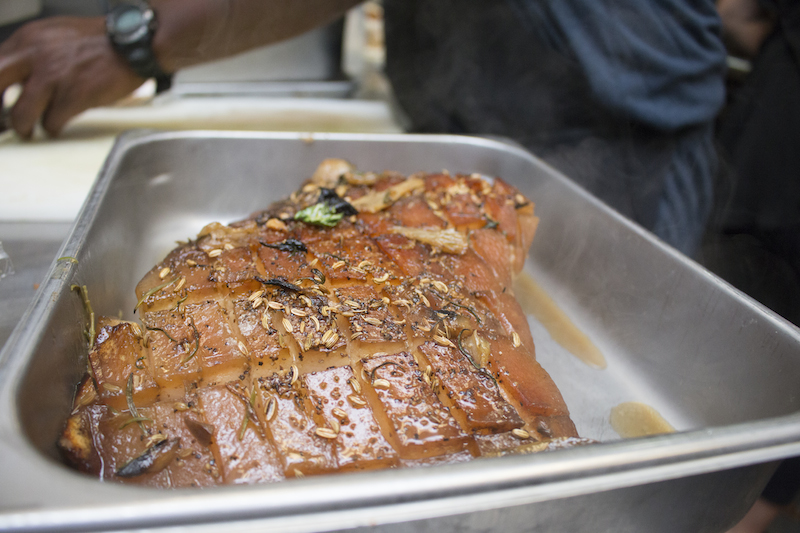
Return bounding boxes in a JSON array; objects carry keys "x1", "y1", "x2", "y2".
[{"x1": 59, "y1": 160, "x2": 582, "y2": 487}]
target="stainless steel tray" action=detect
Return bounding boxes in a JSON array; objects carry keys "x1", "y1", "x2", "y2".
[{"x1": 1, "y1": 131, "x2": 799, "y2": 532}]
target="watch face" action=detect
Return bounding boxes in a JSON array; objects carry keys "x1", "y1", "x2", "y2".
[
  {"x1": 115, "y1": 8, "x2": 145, "y2": 33},
  {"x1": 109, "y1": 3, "x2": 154, "y2": 45}
]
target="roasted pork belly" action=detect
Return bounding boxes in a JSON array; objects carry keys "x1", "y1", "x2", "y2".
[{"x1": 59, "y1": 160, "x2": 580, "y2": 487}]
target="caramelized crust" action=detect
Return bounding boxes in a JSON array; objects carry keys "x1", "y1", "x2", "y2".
[
  {"x1": 304, "y1": 366, "x2": 398, "y2": 470},
  {"x1": 256, "y1": 373, "x2": 337, "y2": 477},
  {"x1": 362, "y1": 352, "x2": 469, "y2": 459},
  {"x1": 59, "y1": 160, "x2": 581, "y2": 487},
  {"x1": 419, "y1": 342, "x2": 524, "y2": 435}
]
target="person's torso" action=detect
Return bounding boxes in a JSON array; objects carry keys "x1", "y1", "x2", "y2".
[{"x1": 384, "y1": 0, "x2": 727, "y2": 143}]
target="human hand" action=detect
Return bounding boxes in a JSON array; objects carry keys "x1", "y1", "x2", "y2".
[{"x1": 0, "y1": 16, "x2": 145, "y2": 138}]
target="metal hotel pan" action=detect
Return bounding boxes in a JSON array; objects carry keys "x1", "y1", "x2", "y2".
[{"x1": 1, "y1": 131, "x2": 799, "y2": 532}]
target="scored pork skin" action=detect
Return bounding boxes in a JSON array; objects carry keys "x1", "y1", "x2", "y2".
[{"x1": 59, "y1": 160, "x2": 580, "y2": 487}]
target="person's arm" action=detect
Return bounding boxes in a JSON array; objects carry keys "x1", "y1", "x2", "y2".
[
  {"x1": 0, "y1": 0, "x2": 361, "y2": 138},
  {"x1": 717, "y1": 0, "x2": 776, "y2": 58},
  {"x1": 150, "y1": 0, "x2": 360, "y2": 72}
]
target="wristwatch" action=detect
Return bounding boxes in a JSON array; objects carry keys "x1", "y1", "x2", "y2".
[{"x1": 106, "y1": 0, "x2": 172, "y2": 92}]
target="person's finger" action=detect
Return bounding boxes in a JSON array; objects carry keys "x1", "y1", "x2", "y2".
[
  {"x1": 41, "y1": 104, "x2": 71, "y2": 138},
  {"x1": 0, "y1": 51, "x2": 32, "y2": 95},
  {"x1": 10, "y1": 77, "x2": 55, "y2": 138},
  {"x1": 41, "y1": 86, "x2": 84, "y2": 137}
]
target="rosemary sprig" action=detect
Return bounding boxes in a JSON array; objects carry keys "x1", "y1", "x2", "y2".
[
  {"x1": 232, "y1": 386, "x2": 260, "y2": 441},
  {"x1": 146, "y1": 326, "x2": 178, "y2": 344},
  {"x1": 254, "y1": 276, "x2": 304, "y2": 293},
  {"x1": 180, "y1": 319, "x2": 200, "y2": 364},
  {"x1": 444, "y1": 299, "x2": 482, "y2": 325},
  {"x1": 71, "y1": 284, "x2": 98, "y2": 390},
  {"x1": 457, "y1": 329, "x2": 480, "y2": 371},
  {"x1": 238, "y1": 409, "x2": 250, "y2": 441},
  {"x1": 119, "y1": 416, "x2": 154, "y2": 429},
  {"x1": 457, "y1": 329, "x2": 498, "y2": 387},
  {"x1": 70, "y1": 284, "x2": 95, "y2": 349},
  {"x1": 259, "y1": 238, "x2": 307, "y2": 254},
  {"x1": 126, "y1": 372, "x2": 147, "y2": 434},
  {"x1": 173, "y1": 295, "x2": 188, "y2": 312},
  {"x1": 296, "y1": 268, "x2": 327, "y2": 288},
  {"x1": 134, "y1": 277, "x2": 179, "y2": 313},
  {"x1": 369, "y1": 361, "x2": 400, "y2": 382}
]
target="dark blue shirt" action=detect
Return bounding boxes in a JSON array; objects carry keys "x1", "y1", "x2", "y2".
[
  {"x1": 385, "y1": 0, "x2": 727, "y2": 137},
  {"x1": 510, "y1": 0, "x2": 727, "y2": 131}
]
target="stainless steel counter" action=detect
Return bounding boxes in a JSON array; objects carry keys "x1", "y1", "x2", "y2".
[{"x1": 0, "y1": 222, "x2": 71, "y2": 350}]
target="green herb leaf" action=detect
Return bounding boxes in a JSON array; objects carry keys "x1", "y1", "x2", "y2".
[
  {"x1": 294, "y1": 202, "x2": 344, "y2": 227},
  {"x1": 126, "y1": 372, "x2": 147, "y2": 434}
]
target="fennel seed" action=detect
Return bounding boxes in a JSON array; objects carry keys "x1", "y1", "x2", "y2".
[
  {"x1": 237, "y1": 341, "x2": 249, "y2": 356},
  {"x1": 348, "y1": 395, "x2": 367, "y2": 407},
  {"x1": 248, "y1": 290, "x2": 265, "y2": 301},
  {"x1": 512, "y1": 428, "x2": 531, "y2": 439},
  {"x1": 348, "y1": 377, "x2": 362, "y2": 393},
  {"x1": 315, "y1": 427, "x2": 338, "y2": 439},
  {"x1": 372, "y1": 378, "x2": 391, "y2": 389},
  {"x1": 512, "y1": 332, "x2": 521, "y2": 348},
  {"x1": 265, "y1": 397, "x2": 277, "y2": 421}
]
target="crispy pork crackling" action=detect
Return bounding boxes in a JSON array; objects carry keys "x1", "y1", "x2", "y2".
[{"x1": 59, "y1": 159, "x2": 582, "y2": 486}]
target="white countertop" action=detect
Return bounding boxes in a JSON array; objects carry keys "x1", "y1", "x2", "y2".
[{"x1": 0, "y1": 96, "x2": 402, "y2": 222}]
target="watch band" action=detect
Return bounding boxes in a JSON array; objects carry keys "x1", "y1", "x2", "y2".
[
  {"x1": 107, "y1": 1, "x2": 172, "y2": 92},
  {"x1": 126, "y1": 45, "x2": 172, "y2": 92}
]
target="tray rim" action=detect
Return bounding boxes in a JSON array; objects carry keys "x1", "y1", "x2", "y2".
[{"x1": 1, "y1": 130, "x2": 800, "y2": 531}]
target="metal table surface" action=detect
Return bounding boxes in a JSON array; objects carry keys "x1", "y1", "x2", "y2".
[{"x1": 0, "y1": 222, "x2": 71, "y2": 352}]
